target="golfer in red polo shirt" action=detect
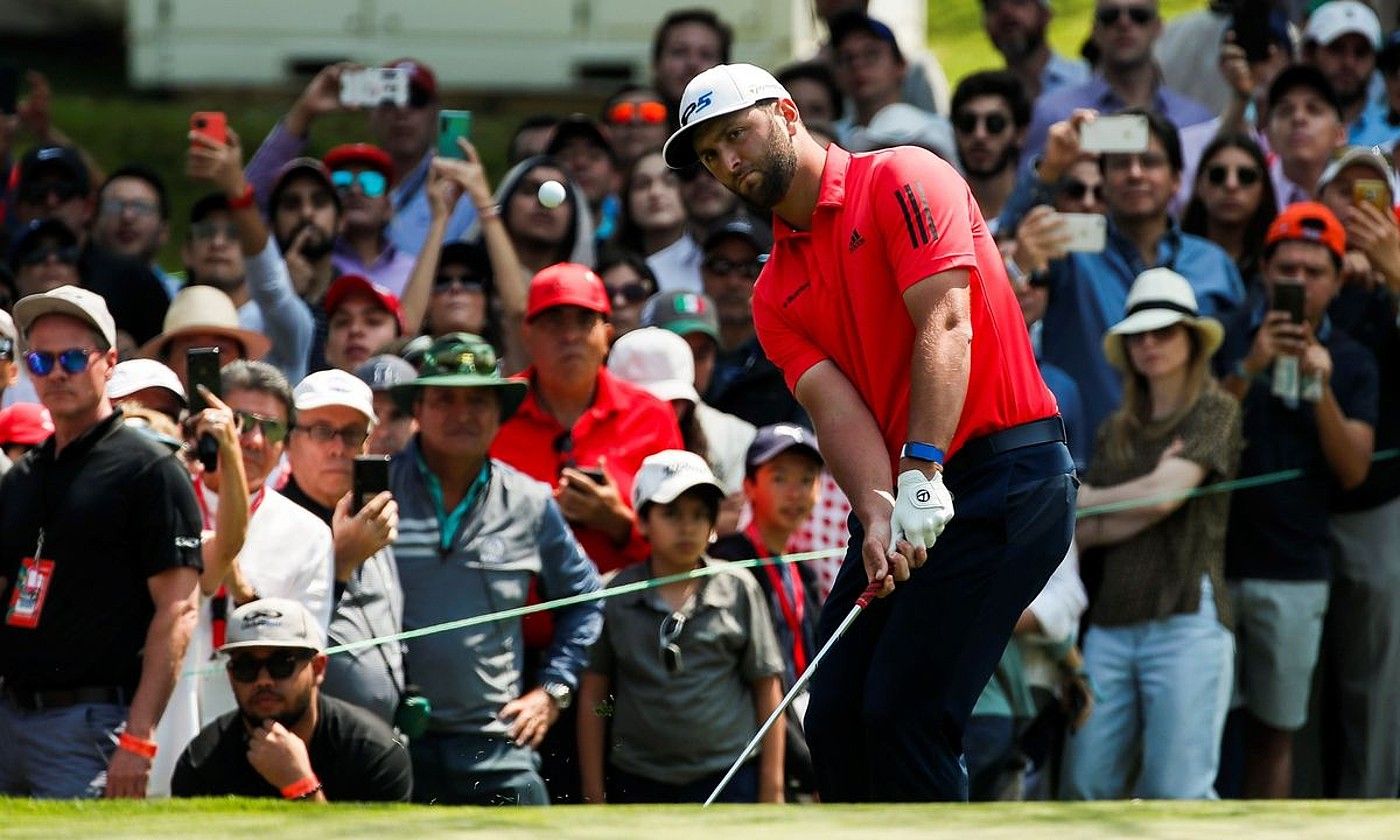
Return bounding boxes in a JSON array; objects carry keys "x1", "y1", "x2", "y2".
[{"x1": 664, "y1": 64, "x2": 1077, "y2": 802}]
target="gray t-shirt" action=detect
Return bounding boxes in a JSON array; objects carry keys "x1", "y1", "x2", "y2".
[{"x1": 586, "y1": 558, "x2": 784, "y2": 786}]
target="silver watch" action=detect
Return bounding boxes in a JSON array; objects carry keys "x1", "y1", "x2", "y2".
[{"x1": 543, "y1": 681, "x2": 573, "y2": 710}]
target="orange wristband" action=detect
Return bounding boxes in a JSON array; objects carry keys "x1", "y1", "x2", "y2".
[
  {"x1": 280, "y1": 775, "x2": 321, "y2": 800},
  {"x1": 117, "y1": 732, "x2": 158, "y2": 760}
]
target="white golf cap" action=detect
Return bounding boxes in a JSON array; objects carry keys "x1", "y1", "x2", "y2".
[
  {"x1": 632, "y1": 449, "x2": 725, "y2": 511},
  {"x1": 1316, "y1": 145, "x2": 1398, "y2": 196},
  {"x1": 219, "y1": 597, "x2": 325, "y2": 653},
  {"x1": 13, "y1": 285, "x2": 117, "y2": 351},
  {"x1": 663, "y1": 63, "x2": 791, "y2": 169},
  {"x1": 293, "y1": 369, "x2": 377, "y2": 427},
  {"x1": 108, "y1": 358, "x2": 188, "y2": 404},
  {"x1": 1304, "y1": 0, "x2": 1381, "y2": 50},
  {"x1": 607, "y1": 327, "x2": 700, "y2": 405},
  {"x1": 1104, "y1": 268, "x2": 1224, "y2": 372}
]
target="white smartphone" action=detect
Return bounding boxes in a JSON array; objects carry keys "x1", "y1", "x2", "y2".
[
  {"x1": 1057, "y1": 212, "x2": 1108, "y2": 253},
  {"x1": 339, "y1": 67, "x2": 409, "y2": 108},
  {"x1": 1079, "y1": 115, "x2": 1150, "y2": 154}
]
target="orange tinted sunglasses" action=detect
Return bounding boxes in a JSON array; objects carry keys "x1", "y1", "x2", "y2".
[{"x1": 607, "y1": 100, "x2": 667, "y2": 126}]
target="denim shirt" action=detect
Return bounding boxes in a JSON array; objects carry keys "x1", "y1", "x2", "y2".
[{"x1": 1040, "y1": 220, "x2": 1245, "y2": 441}]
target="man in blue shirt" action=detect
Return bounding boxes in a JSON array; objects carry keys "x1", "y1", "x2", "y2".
[
  {"x1": 1023, "y1": 0, "x2": 1212, "y2": 158},
  {"x1": 981, "y1": 0, "x2": 1089, "y2": 102},
  {"x1": 1031, "y1": 108, "x2": 1245, "y2": 441}
]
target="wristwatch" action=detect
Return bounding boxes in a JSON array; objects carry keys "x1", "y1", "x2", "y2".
[{"x1": 542, "y1": 681, "x2": 573, "y2": 710}]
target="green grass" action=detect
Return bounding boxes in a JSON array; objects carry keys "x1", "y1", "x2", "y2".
[{"x1": 3, "y1": 798, "x2": 1399, "y2": 839}]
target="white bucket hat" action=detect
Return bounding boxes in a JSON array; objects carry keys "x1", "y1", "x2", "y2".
[{"x1": 1104, "y1": 268, "x2": 1224, "y2": 371}]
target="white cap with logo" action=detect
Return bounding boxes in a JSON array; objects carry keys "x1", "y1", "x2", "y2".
[
  {"x1": 219, "y1": 597, "x2": 325, "y2": 653},
  {"x1": 607, "y1": 327, "x2": 700, "y2": 405},
  {"x1": 1304, "y1": 0, "x2": 1382, "y2": 50},
  {"x1": 294, "y1": 369, "x2": 377, "y2": 427},
  {"x1": 663, "y1": 63, "x2": 791, "y2": 169},
  {"x1": 631, "y1": 449, "x2": 725, "y2": 511},
  {"x1": 108, "y1": 358, "x2": 188, "y2": 404}
]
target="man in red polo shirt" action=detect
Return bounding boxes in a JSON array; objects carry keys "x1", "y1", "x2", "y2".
[{"x1": 664, "y1": 64, "x2": 1076, "y2": 802}]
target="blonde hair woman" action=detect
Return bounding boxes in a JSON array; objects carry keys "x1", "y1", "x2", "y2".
[{"x1": 1062, "y1": 268, "x2": 1242, "y2": 800}]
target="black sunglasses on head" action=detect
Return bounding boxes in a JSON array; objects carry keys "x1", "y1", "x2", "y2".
[
  {"x1": 423, "y1": 343, "x2": 499, "y2": 377},
  {"x1": 226, "y1": 650, "x2": 313, "y2": 683}
]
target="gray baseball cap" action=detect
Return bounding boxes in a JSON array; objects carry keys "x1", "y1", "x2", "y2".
[
  {"x1": 356, "y1": 353, "x2": 418, "y2": 393},
  {"x1": 219, "y1": 598, "x2": 325, "y2": 653}
]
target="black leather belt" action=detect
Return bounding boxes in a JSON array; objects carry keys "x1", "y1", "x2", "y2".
[
  {"x1": 2, "y1": 684, "x2": 128, "y2": 711},
  {"x1": 948, "y1": 416, "x2": 1067, "y2": 472}
]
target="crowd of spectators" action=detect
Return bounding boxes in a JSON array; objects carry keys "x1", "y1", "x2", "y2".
[{"x1": 0, "y1": 0, "x2": 1397, "y2": 806}]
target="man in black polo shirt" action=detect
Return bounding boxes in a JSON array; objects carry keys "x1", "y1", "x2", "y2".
[
  {"x1": 0, "y1": 286, "x2": 202, "y2": 798},
  {"x1": 171, "y1": 598, "x2": 411, "y2": 802},
  {"x1": 1222, "y1": 202, "x2": 1378, "y2": 799}
]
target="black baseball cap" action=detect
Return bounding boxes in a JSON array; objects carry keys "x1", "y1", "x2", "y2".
[
  {"x1": 8, "y1": 219, "x2": 79, "y2": 272},
  {"x1": 17, "y1": 146, "x2": 91, "y2": 195},
  {"x1": 702, "y1": 213, "x2": 774, "y2": 255},
  {"x1": 1267, "y1": 64, "x2": 1343, "y2": 121},
  {"x1": 827, "y1": 11, "x2": 904, "y2": 62},
  {"x1": 546, "y1": 114, "x2": 617, "y2": 162},
  {"x1": 745, "y1": 423, "x2": 822, "y2": 473}
]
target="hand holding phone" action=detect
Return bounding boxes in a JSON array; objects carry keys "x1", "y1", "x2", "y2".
[
  {"x1": 1271, "y1": 282, "x2": 1306, "y2": 324},
  {"x1": 1352, "y1": 179, "x2": 1390, "y2": 215},
  {"x1": 1056, "y1": 212, "x2": 1108, "y2": 253},
  {"x1": 437, "y1": 110, "x2": 472, "y2": 160},
  {"x1": 339, "y1": 68, "x2": 409, "y2": 109},
  {"x1": 186, "y1": 347, "x2": 222, "y2": 472},
  {"x1": 353, "y1": 455, "x2": 392, "y2": 513},
  {"x1": 190, "y1": 112, "x2": 228, "y2": 147},
  {"x1": 1079, "y1": 115, "x2": 1149, "y2": 154}
]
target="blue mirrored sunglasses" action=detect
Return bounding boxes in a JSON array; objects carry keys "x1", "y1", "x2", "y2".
[
  {"x1": 24, "y1": 347, "x2": 100, "y2": 377},
  {"x1": 330, "y1": 169, "x2": 388, "y2": 198}
]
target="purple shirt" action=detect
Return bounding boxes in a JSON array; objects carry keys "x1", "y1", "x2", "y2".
[
  {"x1": 330, "y1": 239, "x2": 417, "y2": 298},
  {"x1": 1023, "y1": 74, "x2": 1215, "y2": 160}
]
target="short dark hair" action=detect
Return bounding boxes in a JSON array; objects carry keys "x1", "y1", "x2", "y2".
[
  {"x1": 221, "y1": 360, "x2": 296, "y2": 427},
  {"x1": 1100, "y1": 107, "x2": 1183, "y2": 174},
  {"x1": 188, "y1": 191, "x2": 231, "y2": 227},
  {"x1": 775, "y1": 61, "x2": 845, "y2": 122},
  {"x1": 508, "y1": 114, "x2": 560, "y2": 165},
  {"x1": 951, "y1": 70, "x2": 1031, "y2": 129},
  {"x1": 651, "y1": 8, "x2": 733, "y2": 65},
  {"x1": 100, "y1": 164, "x2": 170, "y2": 221}
]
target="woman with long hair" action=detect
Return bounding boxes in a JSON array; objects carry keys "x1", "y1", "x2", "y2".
[
  {"x1": 1061, "y1": 268, "x2": 1242, "y2": 800},
  {"x1": 616, "y1": 150, "x2": 702, "y2": 294},
  {"x1": 1181, "y1": 134, "x2": 1277, "y2": 281}
]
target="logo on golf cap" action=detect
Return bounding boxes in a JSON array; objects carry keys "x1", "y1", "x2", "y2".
[{"x1": 682, "y1": 91, "x2": 715, "y2": 125}]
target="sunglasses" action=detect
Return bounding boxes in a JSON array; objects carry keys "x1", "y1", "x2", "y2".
[
  {"x1": 423, "y1": 343, "x2": 498, "y2": 377},
  {"x1": 19, "y1": 180, "x2": 84, "y2": 205},
  {"x1": 226, "y1": 650, "x2": 313, "y2": 683},
  {"x1": 294, "y1": 423, "x2": 369, "y2": 449},
  {"x1": 659, "y1": 611, "x2": 686, "y2": 675},
  {"x1": 190, "y1": 221, "x2": 239, "y2": 242},
  {"x1": 607, "y1": 100, "x2": 667, "y2": 126},
  {"x1": 953, "y1": 112, "x2": 1011, "y2": 135},
  {"x1": 703, "y1": 256, "x2": 762, "y2": 280},
  {"x1": 24, "y1": 347, "x2": 100, "y2": 377},
  {"x1": 433, "y1": 273, "x2": 486, "y2": 293},
  {"x1": 234, "y1": 410, "x2": 289, "y2": 444},
  {"x1": 1095, "y1": 5, "x2": 1156, "y2": 26},
  {"x1": 18, "y1": 243, "x2": 81, "y2": 267},
  {"x1": 606, "y1": 282, "x2": 652, "y2": 305},
  {"x1": 1124, "y1": 323, "x2": 1185, "y2": 344},
  {"x1": 100, "y1": 197, "x2": 160, "y2": 219},
  {"x1": 1061, "y1": 179, "x2": 1104, "y2": 203},
  {"x1": 0, "y1": 339, "x2": 12, "y2": 361},
  {"x1": 1204, "y1": 164, "x2": 1261, "y2": 187},
  {"x1": 331, "y1": 169, "x2": 388, "y2": 198}
]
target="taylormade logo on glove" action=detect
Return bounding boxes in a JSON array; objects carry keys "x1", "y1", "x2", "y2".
[{"x1": 888, "y1": 469, "x2": 954, "y2": 553}]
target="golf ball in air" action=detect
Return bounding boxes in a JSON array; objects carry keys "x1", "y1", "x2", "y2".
[{"x1": 538, "y1": 180, "x2": 566, "y2": 208}]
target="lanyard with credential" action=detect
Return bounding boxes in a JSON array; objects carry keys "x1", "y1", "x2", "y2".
[{"x1": 745, "y1": 523, "x2": 807, "y2": 672}]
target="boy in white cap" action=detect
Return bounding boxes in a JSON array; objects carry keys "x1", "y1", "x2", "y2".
[{"x1": 577, "y1": 450, "x2": 785, "y2": 804}]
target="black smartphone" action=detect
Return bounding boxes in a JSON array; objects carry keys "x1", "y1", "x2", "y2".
[
  {"x1": 353, "y1": 455, "x2": 391, "y2": 512},
  {"x1": 580, "y1": 466, "x2": 608, "y2": 484},
  {"x1": 0, "y1": 66, "x2": 17, "y2": 116},
  {"x1": 1230, "y1": 0, "x2": 1274, "y2": 64},
  {"x1": 1271, "y1": 283, "x2": 1305, "y2": 324},
  {"x1": 186, "y1": 347, "x2": 222, "y2": 472}
]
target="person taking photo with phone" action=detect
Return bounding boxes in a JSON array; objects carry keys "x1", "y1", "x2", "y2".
[{"x1": 1220, "y1": 202, "x2": 1377, "y2": 799}]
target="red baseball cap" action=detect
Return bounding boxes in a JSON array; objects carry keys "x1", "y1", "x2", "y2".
[
  {"x1": 385, "y1": 58, "x2": 438, "y2": 101},
  {"x1": 526, "y1": 263, "x2": 611, "y2": 321},
  {"x1": 325, "y1": 274, "x2": 406, "y2": 334},
  {"x1": 1266, "y1": 202, "x2": 1347, "y2": 262},
  {"x1": 323, "y1": 143, "x2": 395, "y2": 186},
  {"x1": 0, "y1": 403, "x2": 54, "y2": 447}
]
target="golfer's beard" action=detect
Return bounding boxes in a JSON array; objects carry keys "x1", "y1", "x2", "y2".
[
  {"x1": 744, "y1": 134, "x2": 798, "y2": 210},
  {"x1": 963, "y1": 143, "x2": 1020, "y2": 180}
]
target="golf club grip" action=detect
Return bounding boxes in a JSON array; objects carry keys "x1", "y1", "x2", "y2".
[{"x1": 855, "y1": 578, "x2": 884, "y2": 609}]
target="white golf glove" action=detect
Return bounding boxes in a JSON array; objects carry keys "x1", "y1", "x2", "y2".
[{"x1": 886, "y1": 469, "x2": 954, "y2": 554}]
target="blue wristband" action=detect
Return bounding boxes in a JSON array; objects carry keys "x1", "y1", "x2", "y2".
[{"x1": 900, "y1": 441, "x2": 945, "y2": 465}]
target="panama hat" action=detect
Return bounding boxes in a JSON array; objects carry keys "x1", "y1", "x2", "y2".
[
  {"x1": 138, "y1": 285, "x2": 271, "y2": 361},
  {"x1": 1104, "y1": 268, "x2": 1223, "y2": 371}
]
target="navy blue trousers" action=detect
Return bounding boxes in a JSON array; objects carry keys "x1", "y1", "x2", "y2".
[{"x1": 805, "y1": 440, "x2": 1076, "y2": 802}]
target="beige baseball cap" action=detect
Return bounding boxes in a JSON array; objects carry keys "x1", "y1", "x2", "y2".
[{"x1": 14, "y1": 285, "x2": 117, "y2": 350}]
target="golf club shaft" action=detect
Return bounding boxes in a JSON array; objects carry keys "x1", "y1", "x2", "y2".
[{"x1": 703, "y1": 578, "x2": 884, "y2": 807}]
